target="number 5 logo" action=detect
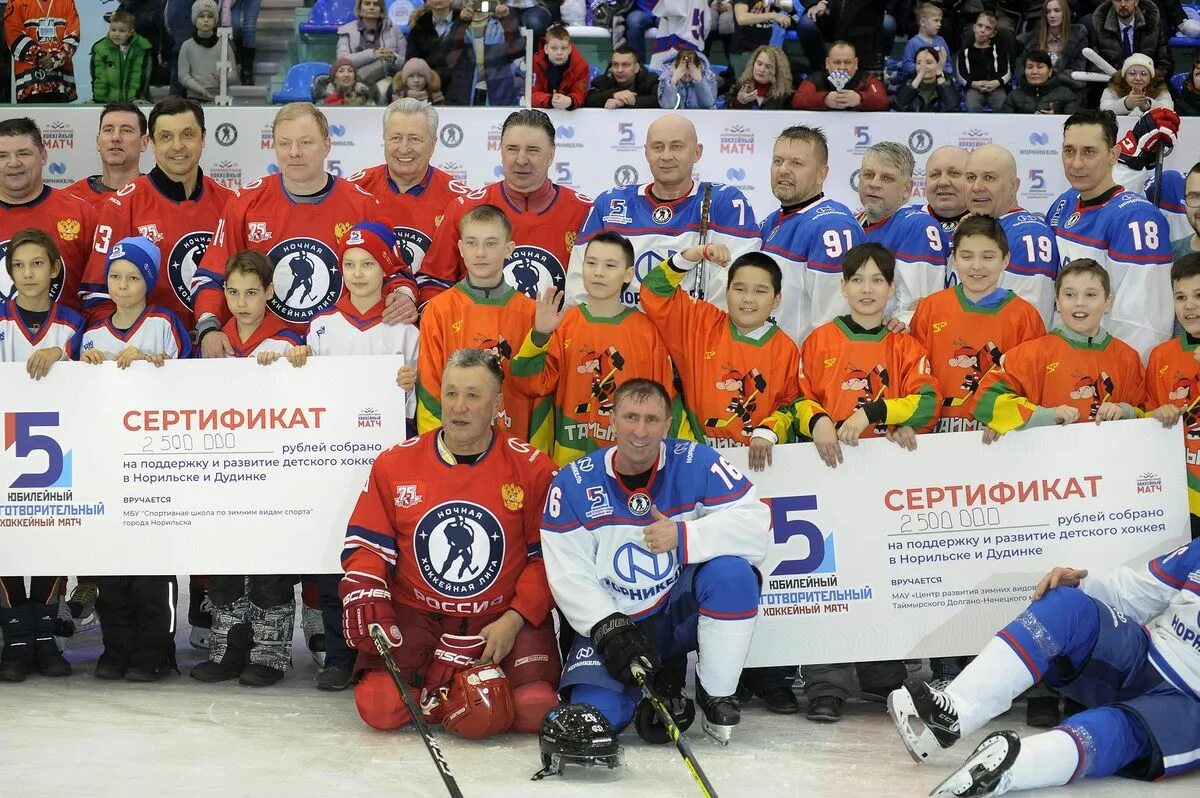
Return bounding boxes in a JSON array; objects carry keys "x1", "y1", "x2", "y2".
[
  {"x1": 767, "y1": 494, "x2": 826, "y2": 576},
  {"x1": 5, "y1": 412, "x2": 69, "y2": 488}
]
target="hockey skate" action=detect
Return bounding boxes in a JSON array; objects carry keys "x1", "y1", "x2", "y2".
[
  {"x1": 695, "y1": 682, "x2": 739, "y2": 746},
  {"x1": 889, "y1": 678, "x2": 962, "y2": 763},
  {"x1": 301, "y1": 606, "x2": 325, "y2": 666},
  {"x1": 930, "y1": 731, "x2": 1020, "y2": 797}
]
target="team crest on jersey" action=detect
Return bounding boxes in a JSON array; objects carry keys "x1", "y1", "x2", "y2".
[
  {"x1": 504, "y1": 245, "x2": 565, "y2": 299},
  {"x1": 334, "y1": 222, "x2": 353, "y2": 242},
  {"x1": 565, "y1": 231, "x2": 577, "y2": 249},
  {"x1": 56, "y1": 218, "x2": 81, "y2": 241},
  {"x1": 413, "y1": 501, "x2": 505, "y2": 598},
  {"x1": 266, "y1": 237, "x2": 341, "y2": 323},
  {"x1": 1064, "y1": 212, "x2": 1081, "y2": 229},
  {"x1": 137, "y1": 224, "x2": 164, "y2": 243},
  {"x1": 394, "y1": 483, "x2": 424, "y2": 508},
  {"x1": 627, "y1": 492, "x2": 651, "y2": 516},
  {"x1": 500, "y1": 483, "x2": 524, "y2": 511},
  {"x1": 169, "y1": 231, "x2": 212, "y2": 305},
  {"x1": 247, "y1": 222, "x2": 272, "y2": 243},
  {"x1": 393, "y1": 226, "x2": 433, "y2": 271},
  {"x1": 652, "y1": 205, "x2": 673, "y2": 224}
]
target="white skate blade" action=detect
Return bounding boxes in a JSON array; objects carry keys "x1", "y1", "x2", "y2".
[
  {"x1": 929, "y1": 734, "x2": 1017, "y2": 798},
  {"x1": 701, "y1": 717, "x2": 733, "y2": 746},
  {"x1": 888, "y1": 687, "x2": 940, "y2": 763}
]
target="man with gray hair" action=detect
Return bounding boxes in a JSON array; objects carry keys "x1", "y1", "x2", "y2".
[
  {"x1": 856, "y1": 141, "x2": 947, "y2": 320},
  {"x1": 348, "y1": 98, "x2": 471, "y2": 278}
]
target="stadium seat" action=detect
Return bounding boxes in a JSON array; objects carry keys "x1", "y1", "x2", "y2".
[
  {"x1": 588, "y1": 63, "x2": 604, "y2": 84},
  {"x1": 299, "y1": 0, "x2": 356, "y2": 34},
  {"x1": 1172, "y1": 71, "x2": 1188, "y2": 93},
  {"x1": 271, "y1": 62, "x2": 330, "y2": 103},
  {"x1": 1170, "y1": 4, "x2": 1200, "y2": 47}
]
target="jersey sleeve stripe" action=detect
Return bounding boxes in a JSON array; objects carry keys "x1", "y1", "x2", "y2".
[
  {"x1": 996, "y1": 628, "x2": 1043, "y2": 679},
  {"x1": 1148, "y1": 558, "x2": 1187, "y2": 588},
  {"x1": 1106, "y1": 250, "x2": 1173, "y2": 264},
  {"x1": 344, "y1": 526, "x2": 398, "y2": 557},
  {"x1": 541, "y1": 518, "x2": 581, "y2": 533},
  {"x1": 699, "y1": 607, "x2": 759, "y2": 620}
]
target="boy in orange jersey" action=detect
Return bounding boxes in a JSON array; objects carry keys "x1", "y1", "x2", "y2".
[
  {"x1": 416, "y1": 204, "x2": 552, "y2": 453},
  {"x1": 973, "y1": 260, "x2": 1144, "y2": 441},
  {"x1": 510, "y1": 231, "x2": 692, "y2": 466},
  {"x1": 1145, "y1": 252, "x2": 1200, "y2": 540},
  {"x1": 911, "y1": 216, "x2": 1045, "y2": 434},
  {"x1": 640, "y1": 243, "x2": 800, "y2": 452}
]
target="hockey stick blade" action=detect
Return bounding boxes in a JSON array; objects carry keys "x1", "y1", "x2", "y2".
[
  {"x1": 369, "y1": 625, "x2": 466, "y2": 798},
  {"x1": 629, "y1": 660, "x2": 719, "y2": 798}
]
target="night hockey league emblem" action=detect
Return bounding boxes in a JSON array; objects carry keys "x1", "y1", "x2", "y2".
[
  {"x1": 652, "y1": 205, "x2": 673, "y2": 224},
  {"x1": 0, "y1": 239, "x2": 64, "y2": 301},
  {"x1": 627, "y1": 492, "x2": 651, "y2": 516},
  {"x1": 504, "y1": 245, "x2": 565, "y2": 300},
  {"x1": 414, "y1": 501, "x2": 505, "y2": 598},
  {"x1": 266, "y1": 237, "x2": 341, "y2": 324},
  {"x1": 169, "y1": 231, "x2": 212, "y2": 305},
  {"x1": 392, "y1": 225, "x2": 432, "y2": 271}
]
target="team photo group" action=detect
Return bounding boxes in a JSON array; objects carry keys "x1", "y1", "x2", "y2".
[{"x1": 2, "y1": 92, "x2": 1200, "y2": 798}]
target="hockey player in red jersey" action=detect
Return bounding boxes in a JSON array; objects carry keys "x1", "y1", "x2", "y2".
[
  {"x1": 0, "y1": 117, "x2": 96, "y2": 316},
  {"x1": 347, "y1": 99, "x2": 471, "y2": 279},
  {"x1": 66, "y1": 103, "x2": 147, "y2": 208},
  {"x1": 418, "y1": 109, "x2": 591, "y2": 306},
  {"x1": 341, "y1": 349, "x2": 562, "y2": 737}
]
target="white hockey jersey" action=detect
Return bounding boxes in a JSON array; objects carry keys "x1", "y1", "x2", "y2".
[
  {"x1": 859, "y1": 205, "x2": 947, "y2": 321},
  {"x1": 1047, "y1": 186, "x2": 1173, "y2": 361},
  {"x1": 759, "y1": 196, "x2": 864, "y2": 345},
  {"x1": 1082, "y1": 538, "x2": 1200, "y2": 702},
  {"x1": 0, "y1": 300, "x2": 84, "y2": 361},
  {"x1": 1115, "y1": 164, "x2": 1191, "y2": 249},
  {"x1": 566, "y1": 181, "x2": 759, "y2": 311},
  {"x1": 540, "y1": 439, "x2": 770, "y2": 635},
  {"x1": 80, "y1": 306, "x2": 190, "y2": 359},
  {"x1": 648, "y1": 0, "x2": 710, "y2": 70}
]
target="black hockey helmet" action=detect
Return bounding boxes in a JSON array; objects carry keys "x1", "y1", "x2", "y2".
[{"x1": 530, "y1": 704, "x2": 623, "y2": 780}]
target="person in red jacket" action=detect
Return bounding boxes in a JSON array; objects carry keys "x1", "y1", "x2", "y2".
[
  {"x1": 790, "y1": 40, "x2": 888, "y2": 112},
  {"x1": 531, "y1": 24, "x2": 589, "y2": 110}
]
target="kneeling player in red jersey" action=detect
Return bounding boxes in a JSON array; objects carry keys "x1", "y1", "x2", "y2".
[{"x1": 339, "y1": 348, "x2": 562, "y2": 738}]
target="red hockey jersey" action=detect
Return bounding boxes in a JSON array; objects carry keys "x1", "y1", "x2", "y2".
[
  {"x1": 342, "y1": 429, "x2": 558, "y2": 623},
  {"x1": 66, "y1": 176, "x2": 119, "y2": 209},
  {"x1": 418, "y1": 181, "x2": 591, "y2": 306},
  {"x1": 82, "y1": 173, "x2": 233, "y2": 330},
  {"x1": 1, "y1": 186, "x2": 95, "y2": 314},
  {"x1": 221, "y1": 313, "x2": 304, "y2": 358}
]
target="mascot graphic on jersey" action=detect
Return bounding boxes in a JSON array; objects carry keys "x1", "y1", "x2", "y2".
[
  {"x1": 575, "y1": 345, "x2": 626, "y2": 416},
  {"x1": 1168, "y1": 372, "x2": 1200, "y2": 440},
  {"x1": 708, "y1": 366, "x2": 766, "y2": 436},
  {"x1": 414, "y1": 501, "x2": 505, "y2": 598},
  {"x1": 945, "y1": 338, "x2": 1002, "y2": 408},
  {"x1": 474, "y1": 333, "x2": 513, "y2": 363},
  {"x1": 0, "y1": 240, "x2": 65, "y2": 301},
  {"x1": 844, "y1": 362, "x2": 890, "y2": 434},
  {"x1": 504, "y1": 246, "x2": 565, "y2": 299},
  {"x1": 266, "y1": 238, "x2": 341, "y2": 324},
  {"x1": 1070, "y1": 371, "x2": 1113, "y2": 421},
  {"x1": 168, "y1": 231, "x2": 213, "y2": 306}
]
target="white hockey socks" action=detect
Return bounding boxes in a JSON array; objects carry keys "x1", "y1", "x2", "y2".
[
  {"x1": 696, "y1": 615, "x2": 756, "y2": 697},
  {"x1": 1006, "y1": 730, "x2": 1078, "y2": 792},
  {"x1": 945, "y1": 638, "x2": 1035, "y2": 736}
]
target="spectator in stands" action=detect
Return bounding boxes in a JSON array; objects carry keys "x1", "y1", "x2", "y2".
[
  {"x1": 658, "y1": 46, "x2": 718, "y2": 107},
  {"x1": 956, "y1": 11, "x2": 1010, "y2": 112},
  {"x1": 178, "y1": 0, "x2": 235, "y2": 102},
  {"x1": 705, "y1": 0, "x2": 736, "y2": 62},
  {"x1": 790, "y1": 39, "x2": 888, "y2": 111},
  {"x1": 901, "y1": 2, "x2": 951, "y2": 80},
  {"x1": 0, "y1": 0, "x2": 10, "y2": 103},
  {"x1": 625, "y1": 0, "x2": 658, "y2": 62},
  {"x1": 811, "y1": 0, "x2": 891, "y2": 72},
  {"x1": 791, "y1": 0, "x2": 829, "y2": 71},
  {"x1": 118, "y1": 0, "x2": 169, "y2": 85},
  {"x1": 730, "y1": 0, "x2": 792, "y2": 75},
  {"x1": 1016, "y1": 0, "x2": 1088, "y2": 89},
  {"x1": 1092, "y1": 0, "x2": 1173, "y2": 77},
  {"x1": 5, "y1": 0, "x2": 80, "y2": 102},
  {"x1": 505, "y1": 0, "x2": 555, "y2": 48},
  {"x1": 1002, "y1": 48, "x2": 1082, "y2": 113},
  {"x1": 336, "y1": 0, "x2": 405, "y2": 94},
  {"x1": 532, "y1": 23, "x2": 589, "y2": 109},
  {"x1": 225, "y1": 0, "x2": 262, "y2": 85},
  {"x1": 584, "y1": 44, "x2": 660, "y2": 107},
  {"x1": 90, "y1": 10, "x2": 153, "y2": 103},
  {"x1": 893, "y1": 45, "x2": 961, "y2": 111},
  {"x1": 472, "y1": 3, "x2": 526, "y2": 106},
  {"x1": 725, "y1": 44, "x2": 792, "y2": 107},
  {"x1": 1176, "y1": 59, "x2": 1200, "y2": 115},
  {"x1": 165, "y1": 0, "x2": 195, "y2": 94},
  {"x1": 406, "y1": 0, "x2": 475, "y2": 105},
  {"x1": 387, "y1": 57, "x2": 444, "y2": 104},
  {"x1": 1100, "y1": 52, "x2": 1173, "y2": 115},
  {"x1": 314, "y1": 58, "x2": 379, "y2": 105}
]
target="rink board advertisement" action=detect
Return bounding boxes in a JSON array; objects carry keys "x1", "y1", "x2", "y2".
[
  {"x1": 0, "y1": 357, "x2": 404, "y2": 574},
  {"x1": 727, "y1": 420, "x2": 1190, "y2": 666}
]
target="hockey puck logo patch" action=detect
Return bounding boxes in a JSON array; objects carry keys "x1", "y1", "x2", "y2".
[
  {"x1": 392, "y1": 225, "x2": 433, "y2": 272},
  {"x1": 413, "y1": 501, "x2": 505, "y2": 598},
  {"x1": 266, "y1": 237, "x2": 341, "y2": 324},
  {"x1": 168, "y1": 231, "x2": 213, "y2": 306},
  {"x1": 652, "y1": 205, "x2": 673, "y2": 224},
  {"x1": 504, "y1": 245, "x2": 565, "y2": 300},
  {"x1": 0, "y1": 239, "x2": 64, "y2": 302}
]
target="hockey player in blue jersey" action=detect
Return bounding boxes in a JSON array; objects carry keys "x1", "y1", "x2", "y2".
[
  {"x1": 540, "y1": 378, "x2": 770, "y2": 745},
  {"x1": 856, "y1": 142, "x2": 947, "y2": 322},
  {"x1": 919, "y1": 146, "x2": 969, "y2": 255},
  {"x1": 565, "y1": 114, "x2": 760, "y2": 310},
  {"x1": 889, "y1": 538, "x2": 1200, "y2": 796},
  {"x1": 758, "y1": 124, "x2": 864, "y2": 345},
  {"x1": 1047, "y1": 109, "x2": 1173, "y2": 361}
]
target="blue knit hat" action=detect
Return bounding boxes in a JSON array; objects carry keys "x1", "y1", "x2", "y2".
[{"x1": 106, "y1": 236, "x2": 161, "y2": 293}]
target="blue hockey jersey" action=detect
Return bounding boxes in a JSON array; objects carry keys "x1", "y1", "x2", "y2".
[
  {"x1": 565, "y1": 181, "x2": 760, "y2": 310},
  {"x1": 859, "y1": 206, "x2": 946, "y2": 321},
  {"x1": 760, "y1": 196, "x2": 864, "y2": 345},
  {"x1": 540, "y1": 439, "x2": 769, "y2": 635}
]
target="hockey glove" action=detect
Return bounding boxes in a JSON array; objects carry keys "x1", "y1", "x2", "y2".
[
  {"x1": 421, "y1": 634, "x2": 486, "y2": 723},
  {"x1": 591, "y1": 612, "x2": 660, "y2": 685},
  {"x1": 1117, "y1": 108, "x2": 1180, "y2": 171},
  {"x1": 339, "y1": 572, "x2": 403, "y2": 653}
]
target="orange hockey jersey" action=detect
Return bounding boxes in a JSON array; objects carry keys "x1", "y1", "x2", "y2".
[
  {"x1": 342, "y1": 428, "x2": 558, "y2": 623},
  {"x1": 416, "y1": 282, "x2": 553, "y2": 453},
  {"x1": 509, "y1": 304, "x2": 694, "y2": 465},
  {"x1": 1, "y1": 186, "x2": 95, "y2": 315},
  {"x1": 5, "y1": 0, "x2": 80, "y2": 101},
  {"x1": 911, "y1": 286, "x2": 1046, "y2": 433},
  {"x1": 641, "y1": 259, "x2": 800, "y2": 448},
  {"x1": 1145, "y1": 335, "x2": 1200, "y2": 516},
  {"x1": 973, "y1": 329, "x2": 1146, "y2": 434}
]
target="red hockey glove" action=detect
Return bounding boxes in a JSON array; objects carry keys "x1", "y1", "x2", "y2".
[
  {"x1": 339, "y1": 572, "x2": 403, "y2": 653},
  {"x1": 1118, "y1": 108, "x2": 1180, "y2": 171},
  {"x1": 420, "y1": 634, "x2": 485, "y2": 723}
]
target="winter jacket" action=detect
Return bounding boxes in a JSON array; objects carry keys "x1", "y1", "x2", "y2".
[
  {"x1": 892, "y1": 78, "x2": 961, "y2": 112},
  {"x1": 90, "y1": 33, "x2": 153, "y2": 102},
  {"x1": 532, "y1": 43, "x2": 590, "y2": 109},
  {"x1": 1092, "y1": 1, "x2": 1173, "y2": 76},
  {"x1": 724, "y1": 80, "x2": 792, "y2": 109},
  {"x1": 478, "y1": 14, "x2": 525, "y2": 106},
  {"x1": 657, "y1": 51, "x2": 718, "y2": 109},
  {"x1": 1015, "y1": 23, "x2": 1089, "y2": 89},
  {"x1": 178, "y1": 34, "x2": 235, "y2": 100},
  {"x1": 789, "y1": 68, "x2": 889, "y2": 110},
  {"x1": 1176, "y1": 80, "x2": 1200, "y2": 116},
  {"x1": 955, "y1": 41, "x2": 1012, "y2": 86},
  {"x1": 336, "y1": 17, "x2": 406, "y2": 73},
  {"x1": 583, "y1": 66, "x2": 660, "y2": 107},
  {"x1": 406, "y1": 8, "x2": 475, "y2": 105},
  {"x1": 1100, "y1": 85, "x2": 1174, "y2": 116},
  {"x1": 1001, "y1": 73, "x2": 1082, "y2": 113}
]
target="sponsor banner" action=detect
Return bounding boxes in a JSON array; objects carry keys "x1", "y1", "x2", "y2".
[
  {"x1": 726, "y1": 420, "x2": 1189, "y2": 666},
  {"x1": 0, "y1": 357, "x2": 405, "y2": 574}
]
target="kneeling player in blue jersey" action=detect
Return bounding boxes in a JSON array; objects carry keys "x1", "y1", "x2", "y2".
[
  {"x1": 540, "y1": 378, "x2": 770, "y2": 745},
  {"x1": 889, "y1": 539, "x2": 1200, "y2": 796}
]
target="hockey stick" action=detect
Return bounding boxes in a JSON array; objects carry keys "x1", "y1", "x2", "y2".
[
  {"x1": 694, "y1": 182, "x2": 714, "y2": 302},
  {"x1": 1150, "y1": 146, "x2": 1166, "y2": 209},
  {"x1": 369, "y1": 625, "x2": 465, "y2": 798},
  {"x1": 629, "y1": 659, "x2": 719, "y2": 798}
]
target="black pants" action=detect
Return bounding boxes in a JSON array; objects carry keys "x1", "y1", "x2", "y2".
[
  {"x1": 0, "y1": 576, "x2": 60, "y2": 606},
  {"x1": 209, "y1": 574, "x2": 296, "y2": 609},
  {"x1": 94, "y1": 576, "x2": 178, "y2": 669}
]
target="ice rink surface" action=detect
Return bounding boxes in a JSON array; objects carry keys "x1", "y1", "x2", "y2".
[{"x1": 4, "y1": 616, "x2": 1196, "y2": 798}]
